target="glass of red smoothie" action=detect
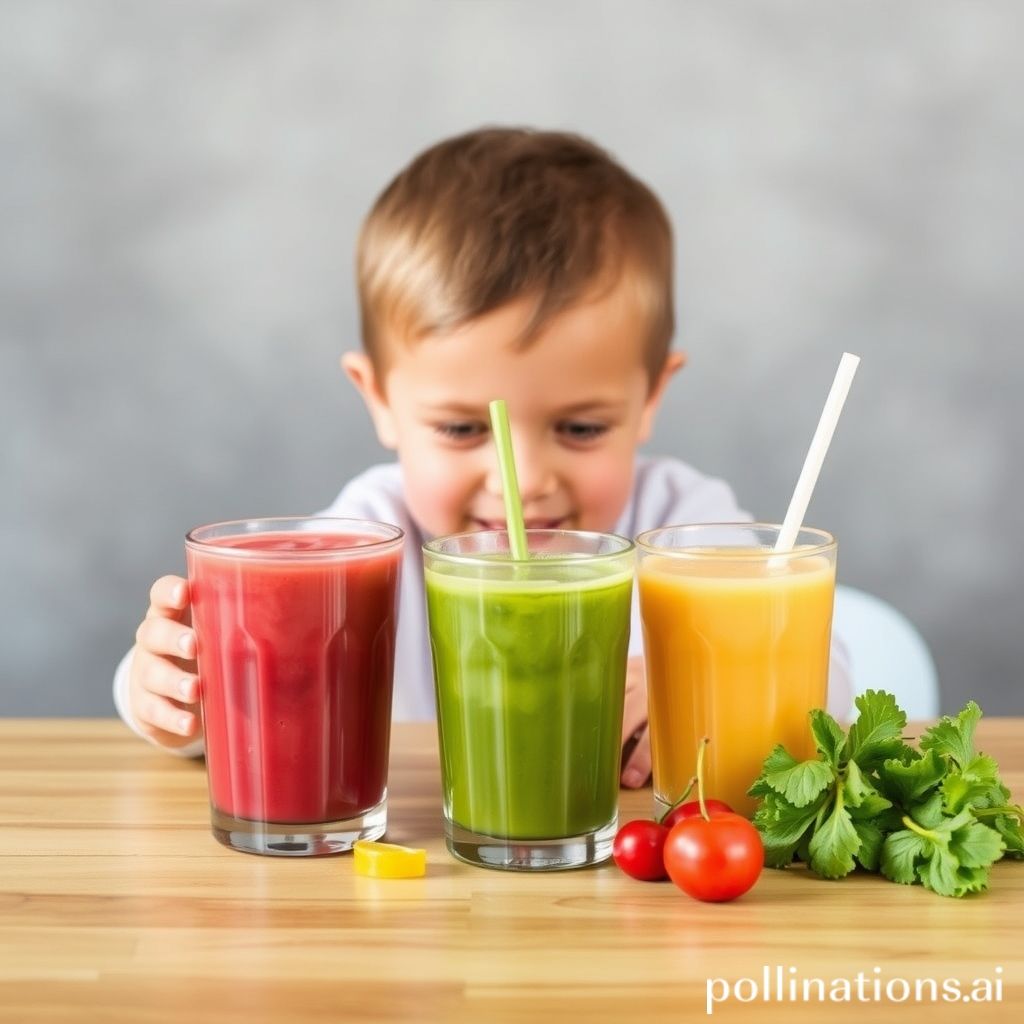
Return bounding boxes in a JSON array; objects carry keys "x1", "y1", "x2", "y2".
[{"x1": 185, "y1": 517, "x2": 403, "y2": 856}]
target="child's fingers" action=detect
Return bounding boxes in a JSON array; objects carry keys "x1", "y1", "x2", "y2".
[
  {"x1": 128, "y1": 650, "x2": 203, "y2": 748},
  {"x1": 136, "y1": 691, "x2": 199, "y2": 738},
  {"x1": 619, "y1": 666, "x2": 650, "y2": 786},
  {"x1": 135, "y1": 616, "x2": 196, "y2": 660},
  {"x1": 621, "y1": 725, "x2": 651, "y2": 789},
  {"x1": 620, "y1": 671, "x2": 648, "y2": 745},
  {"x1": 147, "y1": 576, "x2": 190, "y2": 618},
  {"x1": 139, "y1": 653, "x2": 200, "y2": 704}
]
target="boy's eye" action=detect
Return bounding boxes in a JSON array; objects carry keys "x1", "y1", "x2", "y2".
[
  {"x1": 557, "y1": 420, "x2": 609, "y2": 443},
  {"x1": 434, "y1": 421, "x2": 488, "y2": 443}
]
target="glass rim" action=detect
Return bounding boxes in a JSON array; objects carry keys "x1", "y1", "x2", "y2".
[
  {"x1": 423, "y1": 528, "x2": 634, "y2": 568},
  {"x1": 635, "y1": 522, "x2": 836, "y2": 560},
  {"x1": 185, "y1": 516, "x2": 404, "y2": 560}
]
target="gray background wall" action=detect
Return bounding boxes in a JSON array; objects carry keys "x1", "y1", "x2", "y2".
[{"x1": 3, "y1": 0, "x2": 1022, "y2": 717}]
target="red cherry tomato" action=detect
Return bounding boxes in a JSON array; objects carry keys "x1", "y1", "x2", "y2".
[
  {"x1": 612, "y1": 819, "x2": 669, "y2": 881},
  {"x1": 661, "y1": 798, "x2": 733, "y2": 831},
  {"x1": 663, "y1": 813, "x2": 764, "y2": 902}
]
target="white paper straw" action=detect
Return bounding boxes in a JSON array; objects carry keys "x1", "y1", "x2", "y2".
[{"x1": 773, "y1": 352, "x2": 860, "y2": 557}]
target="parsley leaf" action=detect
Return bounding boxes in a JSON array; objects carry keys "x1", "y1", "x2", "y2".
[
  {"x1": 917, "y1": 812, "x2": 1003, "y2": 897},
  {"x1": 992, "y1": 813, "x2": 1024, "y2": 858},
  {"x1": 747, "y1": 745, "x2": 796, "y2": 798},
  {"x1": 880, "y1": 829, "x2": 925, "y2": 885},
  {"x1": 807, "y1": 787, "x2": 860, "y2": 879},
  {"x1": 763, "y1": 757, "x2": 836, "y2": 808},
  {"x1": 876, "y1": 749, "x2": 946, "y2": 806},
  {"x1": 749, "y1": 693, "x2": 1021, "y2": 898},
  {"x1": 852, "y1": 820, "x2": 885, "y2": 871},
  {"x1": 941, "y1": 754, "x2": 1004, "y2": 815},
  {"x1": 843, "y1": 690, "x2": 907, "y2": 769},
  {"x1": 753, "y1": 791, "x2": 827, "y2": 867},
  {"x1": 843, "y1": 758, "x2": 892, "y2": 817},
  {"x1": 920, "y1": 700, "x2": 981, "y2": 768},
  {"x1": 908, "y1": 791, "x2": 945, "y2": 829},
  {"x1": 879, "y1": 810, "x2": 1004, "y2": 896},
  {"x1": 951, "y1": 817, "x2": 1006, "y2": 868},
  {"x1": 810, "y1": 709, "x2": 846, "y2": 767}
]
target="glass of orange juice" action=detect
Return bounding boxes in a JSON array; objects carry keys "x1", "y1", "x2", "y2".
[{"x1": 637, "y1": 523, "x2": 837, "y2": 817}]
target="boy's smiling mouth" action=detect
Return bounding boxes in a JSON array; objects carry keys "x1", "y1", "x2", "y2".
[{"x1": 470, "y1": 516, "x2": 570, "y2": 532}]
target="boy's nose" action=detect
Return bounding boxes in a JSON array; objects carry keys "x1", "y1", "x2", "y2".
[
  {"x1": 517, "y1": 460, "x2": 557, "y2": 503},
  {"x1": 485, "y1": 443, "x2": 556, "y2": 504}
]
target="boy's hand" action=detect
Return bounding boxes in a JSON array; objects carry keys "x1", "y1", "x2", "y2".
[
  {"x1": 128, "y1": 575, "x2": 202, "y2": 750},
  {"x1": 620, "y1": 655, "x2": 651, "y2": 788}
]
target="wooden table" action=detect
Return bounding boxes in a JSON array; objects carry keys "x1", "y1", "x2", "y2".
[{"x1": 1, "y1": 719, "x2": 1021, "y2": 1023}]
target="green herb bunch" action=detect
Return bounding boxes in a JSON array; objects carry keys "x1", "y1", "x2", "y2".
[{"x1": 749, "y1": 691, "x2": 1024, "y2": 897}]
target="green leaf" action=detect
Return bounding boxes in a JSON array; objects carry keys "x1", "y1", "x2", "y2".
[
  {"x1": 920, "y1": 700, "x2": 981, "y2": 769},
  {"x1": 796, "y1": 829, "x2": 814, "y2": 865},
  {"x1": 764, "y1": 758, "x2": 836, "y2": 808},
  {"x1": 848, "y1": 793, "x2": 899, "y2": 821},
  {"x1": 908, "y1": 791, "x2": 945, "y2": 829},
  {"x1": 844, "y1": 690, "x2": 907, "y2": 769},
  {"x1": 917, "y1": 848, "x2": 991, "y2": 898},
  {"x1": 843, "y1": 758, "x2": 892, "y2": 814},
  {"x1": 756, "y1": 791, "x2": 829, "y2": 843},
  {"x1": 873, "y1": 806, "x2": 910, "y2": 833},
  {"x1": 887, "y1": 742, "x2": 922, "y2": 766},
  {"x1": 748, "y1": 745, "x2": 798, "y2": 798},
  {"x1": 881, "y1": 830, "x2": 925, "y2": 884},
  {"x1": 746, "y1": 692, "x2": 1012, "y2": 898},
  {"x1": 945, "y1": 864, "x2": 990, "y2": 896},
  {"x1": 992, "y1": 814, "x2": 1024, "y2": 859},
  {"x1": 753, "y1": 791, "x2": 829, "y2": 868},
  {"x1": 763, "y1": 842, "x2": 800, "y2": 868},
  {"x1": 949, "y1": 819, "x2": 1004, "y2": 869},
  {"x1": 754, "y1": 833, "x2": 802, "y2": 869},
  {"x1": 941, "y1": 754, "x2": 1004, "y2": 815},
  {"x1": 853, "y1": 821, "x2": 884, "y2": 871},
  {"x1": 932, "y1": 808, "x2": 976, "y2": 833},
  {"x1": 747, "y1": 776, "x2": 775, "y2": 798},
  {"x1": 760, "y1": 823, "x2": 809, "y2": 868},
  {"x1": 807, "y1": 792, "x2": 860, "y2": 879},
  {"x1": 762, "y1": 745, "x2": 800, "y2": 774},
  {"x1": 992, "y1": 781, "x2": 1013, "y2": 804},
  {"x1": 892, "y1": 810, "x2": 1003, "y2": 898},
  {"x1": 964, "y1": 753, "x2": 1000, "y2": 782},
  {"x1": 877, "y1": 749, "x2": 946, "y2": 807},
  {"x1": 918, "y1": 845, "x2": 961, "y2": 897},
  {"x1": 810, "y1": 709, "x2": 846, "y2": 767}
]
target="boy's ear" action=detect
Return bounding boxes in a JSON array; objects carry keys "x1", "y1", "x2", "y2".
[
  {"x1": 340, "y1": 352, "x2": 399, "y2": 450},
  {"x1": 637, "y1": 350, "x2": 687, "y2": 444}
]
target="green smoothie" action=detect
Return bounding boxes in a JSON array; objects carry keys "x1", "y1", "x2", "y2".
[{"x1": 425, "y1": 561, "x2": 632, "y2": 841}]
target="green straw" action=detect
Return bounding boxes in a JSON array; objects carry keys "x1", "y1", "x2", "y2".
[{"x1": 488, "y1": 399, "x2": 529, "y2": 560}]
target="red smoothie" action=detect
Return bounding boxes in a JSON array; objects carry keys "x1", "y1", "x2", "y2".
[{"x1": 186, "y1": 526, "x2": 402, "y2": 825}]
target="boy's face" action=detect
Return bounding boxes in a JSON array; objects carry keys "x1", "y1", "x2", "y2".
[{"x1": 343, "y1": 278, "x2": 684, "y2": 539}]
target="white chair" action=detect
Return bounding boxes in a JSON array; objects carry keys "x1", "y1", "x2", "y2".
[{"x1": 831, "y1": 584, "x2": 939, "y2": 721}]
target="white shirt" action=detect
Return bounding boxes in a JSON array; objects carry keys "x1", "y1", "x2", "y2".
[{"x1": 113, "y1": 456, "x2": 850, "y2": 756}]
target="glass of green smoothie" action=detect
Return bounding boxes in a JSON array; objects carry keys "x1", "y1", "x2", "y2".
[{"x1": 424, "y1": 529, "x2": 634, "y2": 871}]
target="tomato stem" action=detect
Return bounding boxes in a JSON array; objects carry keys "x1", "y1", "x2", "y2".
[
  {"x1": 697, "y1": 736, "x2": 711, "y2": 821},
  {"x1": 658, "y1": 775, "x2": 698, "y2": 824}
]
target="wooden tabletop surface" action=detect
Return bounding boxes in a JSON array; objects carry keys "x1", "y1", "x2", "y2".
[{"x1": 1, "y1": 718, "x2": 1021, "y2": 1023}]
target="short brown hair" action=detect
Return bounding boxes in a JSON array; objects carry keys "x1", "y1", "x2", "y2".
[{"x1": 357, "y1": 127, "x2": 674, "y2": 383}]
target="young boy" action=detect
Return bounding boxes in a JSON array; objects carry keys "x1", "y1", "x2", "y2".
[{"x1": 113, "y1": 127, "x2": 850, "y2": 787}]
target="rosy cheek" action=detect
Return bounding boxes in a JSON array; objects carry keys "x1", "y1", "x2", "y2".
[
  {"x1": 573, "y1": 458, "x2": 633, "y2": 531},
  {"x1": 400, "y1": 453, "x2": 479, "y2": 535}
]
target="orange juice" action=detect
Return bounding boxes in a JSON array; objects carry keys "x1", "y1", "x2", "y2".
[{"x1": 638, "y1": 525, "x2": 836, "y2": 817}]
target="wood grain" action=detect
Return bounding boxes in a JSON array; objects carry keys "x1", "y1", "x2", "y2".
[{"x1": 0, "y1": 719, "x2": 1021, "y2": 1023}]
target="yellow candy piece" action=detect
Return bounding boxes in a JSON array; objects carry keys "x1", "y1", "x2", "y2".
[{"x1": 353, "y1": 839, "x2": 427, "y2": 878}]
